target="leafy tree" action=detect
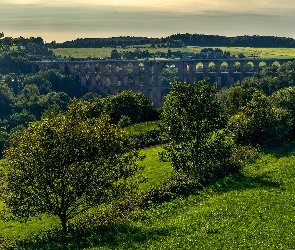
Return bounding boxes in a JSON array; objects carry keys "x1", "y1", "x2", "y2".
[
  {"x1": 45, "y1": 92, "x2": 71, "y2": 111},
  {"x1": 23, "y1": 74, "x2": 52, "y2": 94},
  {"x1": 1, "y1": 103, "x2": 142, "y2": 233},
  {"x1": 225, "y1": 86, "x2": 259, "y2": 115},
  {"x1": 6, "y1": 110, "x2": 36, "y2": 131},
  {"x1": 0, "y1": 32, "x2": 17, "y2": 50},
  {"x1": 0, "y1": 81, "x2": 15, "y2": 119},
  {"x1": 270, "y1": 87, "x2": 295, "y2": 138},
  {"x1": 228, "y1": 92, "x2": 293, "y2": 147},
  {"x1": 104, "y1": 90, "x2": 158, "y2": 124},
  {"x1": 0, "y1": 127, "x2": 9, "y2": 158},
  {"x1": 160, "y1": 80, "x2": 237, "y2": 180}
]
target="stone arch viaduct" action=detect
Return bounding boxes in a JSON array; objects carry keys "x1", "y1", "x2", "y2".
[{"x1": 32, "y1": 58, "x2": 295, "y2": 108}]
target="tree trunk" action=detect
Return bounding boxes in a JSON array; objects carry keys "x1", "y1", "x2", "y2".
[{"x1": 60, "y1": 214, "x2": 68, "y2": 234}]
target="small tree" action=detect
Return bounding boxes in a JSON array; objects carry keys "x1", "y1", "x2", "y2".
[
  {"x1": 1, "y1": 103, "x2": 142, "y2": 233},
  {"x1": 104, "y1": 90, "x2": 158, "y2": 124},
  {"x1": 228, "y1": 92, "x2": 293, "y2": 147},
  {"x1": 0, "y1": 32, "x2": 17, "y2": 50},
  {"x1": 160, "y1": 80, "x2": 235, "y2": 181}
]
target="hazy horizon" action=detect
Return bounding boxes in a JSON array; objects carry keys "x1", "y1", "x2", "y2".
[{"x1": 1, "y1": 0, "x2": 295, "y2": 43}]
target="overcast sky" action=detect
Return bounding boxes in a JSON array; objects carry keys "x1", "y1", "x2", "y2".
[{"x1": 1, "y1": 0, "x2": 295, "y2": 42}]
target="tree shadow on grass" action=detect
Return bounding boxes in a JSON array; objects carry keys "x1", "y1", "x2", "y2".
[
  {"x1": 11, "y1": 172, "x2": 282, "y2": 250},
  {"x1": 262, "y1": 140, "x2": 295, "y2": 158},
  {"x1": 8, "y1": 222, "x2": 172, "y2": 250},
  {"x1": 209, "y1": 172, "x2": 282, "y2": 194},
  {"x1": 7, "y1": 156, "x2": 286, "y2": 250}
]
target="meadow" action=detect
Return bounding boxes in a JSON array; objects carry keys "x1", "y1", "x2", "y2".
[
  {"x1": 51, "y1": 46, "x2": 295, "y2": 59},
  {"x1": 1, "y1": 139, "x2": 295, "y2": 249}
]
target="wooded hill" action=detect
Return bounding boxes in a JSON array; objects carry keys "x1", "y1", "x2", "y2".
[{"x1": 48, "y1": 34, "x2": 295, "y2": 48}]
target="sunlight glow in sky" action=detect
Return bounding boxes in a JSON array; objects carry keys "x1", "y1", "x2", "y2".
[{"x1": 1, "y1": 0, "x2": 295, "y2": 42}]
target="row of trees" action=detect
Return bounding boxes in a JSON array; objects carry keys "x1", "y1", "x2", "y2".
[{"x1": 49, "y1": 34, "x2": 295, "y2": 48}]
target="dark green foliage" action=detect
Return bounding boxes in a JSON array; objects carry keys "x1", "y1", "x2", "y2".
[
  {"x1": 0, "y1": 128, "x2": 9, "y2": 158},
  {"x1": 7, "y1": 110, "x2": 36, "y2": 129},
  {"x1": 23, "y1": 74, "x2": 52, "y2": 94},
  {"x1": 130, "y1": 129, "x2": 163, "y2": 149},
  {"x1": 104, "y1": 90, "x2": 159, "y2": 125},
  {"x1": 0, "y1": 81, "x2": 15, "y2": 119},
  {"x1": 228, "y1": 92, "x2": 293, "y2": 147},
  {"x1": 38, "y1": 69, "x2": 88, "y2": 98},
  {"x1": 270, "y1": 87, "x2": 295, "y2": 139},
  {"x1": 225, "y1": 85, "x2": 261, "y2": 115}
]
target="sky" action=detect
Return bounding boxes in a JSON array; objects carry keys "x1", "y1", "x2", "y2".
[{"x1": 1, "y1": 0, "x2": 295, "y2": 42}]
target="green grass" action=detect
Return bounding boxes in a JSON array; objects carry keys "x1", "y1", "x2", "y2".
[
  {"x1": 85, "y1": 142, "x2": 295, "y2": 249},
  {"x1": 138, "y1": 146, "x2": 172, "y2": 191},
  {"x1": 2, "y1": 142, "x2": 295, "y2": 249},
  {"x1": 51, "y1": 47, "x2": 295, "y2": 59},
  {"x1": 124, "y1": 121, "x2": 161, "y2": 135}
]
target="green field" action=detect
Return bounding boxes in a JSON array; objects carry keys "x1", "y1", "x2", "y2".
[
  {"x1": 51, "y1": 46, "x2": 295, "y2": 59},
  {"x1": 1, "y1": 141, "x2": 295, "y2": 249}
]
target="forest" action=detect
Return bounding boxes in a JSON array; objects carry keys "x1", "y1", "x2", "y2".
[{"x1": 48, "y1": 34, "x2": 295, "y2": 48}]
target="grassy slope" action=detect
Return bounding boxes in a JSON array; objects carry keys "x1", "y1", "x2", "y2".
[
  {"x1": 51, "y1": 47, "x2": 295, "y2": 59},
  {"x1": 1, "y1": 141, "x2": 295, "y2": 249},
  {"x1": 0, "y1": 145, "x2": 172, "y2": 244},
  {"x1": 86, "y1": 142, "x2": 295, "y2": 250}
]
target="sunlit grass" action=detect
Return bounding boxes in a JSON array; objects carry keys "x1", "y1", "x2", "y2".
[
  {"x1": 86, "y1": 142, "x2": 295, "y2": 249},
  {"x1": 51, "y1": 47, "x2": 295, "y2": 59},
  {"x1": 138, "y1": 146, "x2": 172, "y2": 191},
  {"x1": 124, "y1": 121, "x2": 161, "y2": 135}
]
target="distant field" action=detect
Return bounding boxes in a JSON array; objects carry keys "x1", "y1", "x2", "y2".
[{"x1": 51, "y1": 46, "x2": 295, "y2": 59}]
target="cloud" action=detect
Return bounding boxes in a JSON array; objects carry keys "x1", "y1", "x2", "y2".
[
  {"x1": 2, "y1": 0, "x2": 295, "y2": 42},
  {"x1": 3, "y1": 0, "x2": 295, "y2": 14}
]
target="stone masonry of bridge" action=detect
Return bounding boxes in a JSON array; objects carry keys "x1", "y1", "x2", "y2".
[{"x1": 32, "y1": 58, "x2": 295, "y2": 108}]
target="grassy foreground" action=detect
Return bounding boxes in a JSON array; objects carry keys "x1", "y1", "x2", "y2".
[
  {"x1": 82, "y1": 143, "x2": 295, "y2": 250},
  {"x1": 51, "y1": 46, "x2": 295, "y2": 59},
  {"x1": 1, "y1": 142, "x2": 295, "y2": 249}
]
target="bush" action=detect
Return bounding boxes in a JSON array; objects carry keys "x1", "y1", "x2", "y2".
[
  {"x1": 104, "y1": 90, "x2": 159, "y2": 125},
  {"x1": 160, "y1": 80, "x2": 238, "y2": 180},
  {"x1": 227, "y1": 92, "x2": 293, "y2": 147},
  {"x1": 130, "y1": 129, "x2": 163, "y2": 149}
]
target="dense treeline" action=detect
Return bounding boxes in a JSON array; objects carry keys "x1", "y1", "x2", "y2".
[
  {"x1": 47, "y1": 34, "x2": 295, "y2": 48},
  {"x1": 162, "y1": 34, "x2": 295, "y2": 48}
]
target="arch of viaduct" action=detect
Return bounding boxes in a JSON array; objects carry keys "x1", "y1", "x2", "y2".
[{"x1": 32, "y1": 58, "x2": 295, "y2": 108}]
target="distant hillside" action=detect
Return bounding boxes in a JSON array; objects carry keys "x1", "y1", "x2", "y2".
[{"x1": 48, "y1": 34, "x2": 295, "y2": 48}]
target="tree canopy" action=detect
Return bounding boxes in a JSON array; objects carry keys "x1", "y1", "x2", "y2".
[{"x1": 160, "y1": 79, "x2": 238, "y2": 181}]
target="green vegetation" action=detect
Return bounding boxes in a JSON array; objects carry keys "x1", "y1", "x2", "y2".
[
  {"x1": 160, "y1": 79, "x2": 239, "y2": 181},
  {"x1": 2, "y1": 104, "x2": 142, "y2": 233},
  {"x1": 104, "y1": 142, "x2": 295, "y2": 249}
]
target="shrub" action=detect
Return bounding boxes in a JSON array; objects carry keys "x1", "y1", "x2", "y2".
[{"x1": 228, "y1": 92, "x2": 293, "y2": 147}]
